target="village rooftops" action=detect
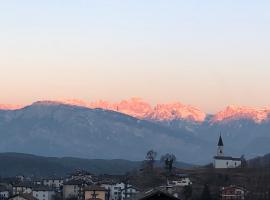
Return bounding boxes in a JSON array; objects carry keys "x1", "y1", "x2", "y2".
[
  {"x1": 32, "y1": 186, "x2": 54, "y2": 191},
  {"x1": 12, "y1": 182, "x2": 34, "y2": 188},
  {"x1": 63, "y1": 179, "x2": 88, "y2": 185},
  {"x1": 8, "y1": 194, "x2": 38, "y2": 200},
  {"x1": 214, "y1": 156, "x2": 241, "y2": 161}
]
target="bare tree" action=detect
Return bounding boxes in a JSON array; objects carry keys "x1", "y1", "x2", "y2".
[
  {"x1": 160, "y1": 153, "x2": 176, "y2": 175},
  {"x1": 145, "y1": 150, "x2": 157, "y2": 171}
]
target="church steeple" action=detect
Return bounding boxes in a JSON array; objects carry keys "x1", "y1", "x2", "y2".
[
  {"x1": 217, "y1": 134, "x2": 224, "y2": 156},
  {"x1": 218, "y1": 135, "x2": 224, "y2": 146}
]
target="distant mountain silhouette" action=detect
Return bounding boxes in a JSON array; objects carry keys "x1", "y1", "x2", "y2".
[{"x1": 0, "y1": 152, "x2": 193, "y2": 177}]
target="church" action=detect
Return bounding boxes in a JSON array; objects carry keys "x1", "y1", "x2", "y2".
[{"x1": 213, "y1": 135, "x2": 242, "y2": 168}]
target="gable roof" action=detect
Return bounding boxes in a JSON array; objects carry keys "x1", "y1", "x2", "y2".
[
  {"x1": 138, "y1": 190, "x2": 180, "y2": 200},
  {"x1": 9, "y1": 194, "x2": 38, "y2": 200}
]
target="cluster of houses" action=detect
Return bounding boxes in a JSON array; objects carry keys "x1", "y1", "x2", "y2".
[
  {"x1": 0, "y1": 170, "x2": 141, "y2": 200},
  {"x1": 0, "y1": 136, "x2": 248, "y2": 200},
  {"x1": 0, "y1": 169, "x2": 196, "y2": 200}
]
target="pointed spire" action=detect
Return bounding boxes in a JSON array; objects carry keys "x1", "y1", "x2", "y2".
[{"x1": 218, "y1": 133, "x2": 224, "y2": 146}]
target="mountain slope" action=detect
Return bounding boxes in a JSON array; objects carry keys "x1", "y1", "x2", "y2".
[
  {"x1": 0, "y1": 152, "x2": 193, "y2": 177},
  {"x1": 0, "y1": 102, "x2": 210, "y2": 164}
]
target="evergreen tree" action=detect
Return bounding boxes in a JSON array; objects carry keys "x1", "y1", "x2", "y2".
[{"x1": 201, "y1": 184, "x2": 212, "y2": 200}]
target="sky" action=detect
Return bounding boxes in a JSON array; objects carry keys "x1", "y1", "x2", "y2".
[{"x1": 1, "y1": 1, "x2": 270, "y2": 113}]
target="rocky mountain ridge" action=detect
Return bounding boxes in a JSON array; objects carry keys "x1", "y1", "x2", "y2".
[{"x1": 1, "y1": 98, "x2": 270, "y2": 124}]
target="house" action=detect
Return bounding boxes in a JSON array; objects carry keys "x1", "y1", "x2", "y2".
[
  {"x1": 137, "y1": 190, "x2": 180, "y2": 200},
  {"x1": 12, "y1": 183, "x2": 33, "y2": 195},
  {"x1": 8, "y1": 194, "x2": 38, "y2": 200},
  {"x1": 101, "y1": 182, "x2": 139, "y2": 200},
  {"x1": 63, "y1": 179, "x2": 87, "y2": 200},
  {"x1": 42, "y1": 178, "x2": 63, "y2": 191},
  {"x1": 120, "y1": 185, "x2": 139, "y2": 200},
  {"x1": 32, "y1": 187, "x2": 55, "y2": 200},
  {"x1": 220, "y1": 186, "x2": 246, "y2": 200},
  {"x1": 213, "y1": 135, "x2": 242, "y2": 168},
  {"x1": 0, "y1": 185, "x2": 10, "y2": 199},
  {"x1": 168, "y1": 174, "x2": 192, "y2": 187},
  {"x1": 84, "y1": 185, "x2": 108, "y2": 200}
]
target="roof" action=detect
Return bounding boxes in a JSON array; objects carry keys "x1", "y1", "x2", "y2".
[
  {"x1": 218, "y1": 135, "x2": 224, "y2": 146},
  {"x1": 138, "y1": 190, "x2": 180, "y2": 200},
  {"x1": 0, "y1": 185, "x2": 9, "y2": 192},
  {"x1": 32, "y1": 186, "x2": 54, "y2": 192},
  {"x1": 221, "y1": 185, "x2": 246, "y2": 192},
  {"x1": 9, "y1": 194, "x2": 38, "y2": 200},
  {"x1": 84, "y1": 185, "x2": 107, "y2": 191},
  {"x1": 12, "y1": 183, "x2": 33, "y2": 188},
  {"x1": 63, "y1": 179, "x2": 87, "y2": 185},
  {"x1": 214, "y1": 156, "x2": 241, "y2": 161}
]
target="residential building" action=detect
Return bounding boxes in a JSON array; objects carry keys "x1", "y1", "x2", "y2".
[
  {"x1": 42, "y1": 179, "x2": 63, "y2": 191},
  {"x1": 63, "y1": 180, "x2": 86, "y2": 200},
  {"x1": 102, "y1": 182, "x2": 139, "y2": 200},
  {"x1": 0, "y1": 186, "x2": 9, "y2": 199},
  {"x1": 220, "y1": 186, "x2": 245, "y2": 200},
  {"x1": 12, "y1": 184, "x2": 33, "y2": 195},
  {"x1": 32, "y1": 187, "x2": 55, "y2": 200},
  {"x1": 84, "y1": 185, "x2": 108, "y2": 200},
  {"x1": 169, "y1": 174, "x2": 192, "y2": 187}
]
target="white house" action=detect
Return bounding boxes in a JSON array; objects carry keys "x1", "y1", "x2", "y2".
[
  {"x1": 32, "y1": 187, "x2": 55, "y2": 200},
  {"x1": 168, "y1": 174, "x2": 192, "y2": 186},
  {"x1": 213, "y1": 135, "x2": 242, "y2": 168},
  {"x1": 12, "y1": 184, "x2": 32, "y2": 195},
  {"x1": 102, "y1": 182, "x2": 139, "y2": 200},
  {"x1": 42, "y1": 178, "x2": 63, "y2": 191},
  {"x1": 0, "y1": 186, "x2": 9, "y2": 199}
]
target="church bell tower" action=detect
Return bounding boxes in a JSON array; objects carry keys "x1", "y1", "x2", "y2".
[{"x1": 217, "y1": 134, "x2": 224, "y2": 156}]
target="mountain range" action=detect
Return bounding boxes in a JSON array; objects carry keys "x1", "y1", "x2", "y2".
[
  {"x1": 2, "y1": 98, "x2": 270, "y2": 123},
  {"x1": 0, "y1": 98, "x2": 270, "y2": 164}
]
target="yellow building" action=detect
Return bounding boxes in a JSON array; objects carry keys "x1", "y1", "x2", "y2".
[{"x1": 84, "y1": 185, "x2": 108, "y2": 200}]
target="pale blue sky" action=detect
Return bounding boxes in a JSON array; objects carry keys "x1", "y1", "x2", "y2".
[{"x1": 1, "y1": 1, "x2": 270, "y2": 113}]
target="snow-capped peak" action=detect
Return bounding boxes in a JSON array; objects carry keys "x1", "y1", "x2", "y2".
[{"x1": 212, "y1": 105, "x2": 270, "y2": 123}]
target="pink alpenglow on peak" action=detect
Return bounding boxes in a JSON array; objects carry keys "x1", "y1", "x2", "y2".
[
  {"x1": 150, "y1": 103, "x2": 206, "y2": 122},
  {"x1": 212, "y1": 105, "x2": 270, "y2": 123},
  {"x1": 59, "y1": 98, "x2": 206, "y2": 122},
  {"x1": 0, "y1": 104, "x2": 24, "y2": 110}
]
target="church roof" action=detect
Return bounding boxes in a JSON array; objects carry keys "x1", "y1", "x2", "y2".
[
  {"x1": 218, "y1": 135, "x2": 224, "y2": 146},
  {"x1": 214, "y1": 156, "x2": 241, "y2": 161}
]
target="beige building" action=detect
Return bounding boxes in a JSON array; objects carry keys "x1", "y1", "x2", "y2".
[
  {"x1": 63, "y1": 180, "x2": 85, "y2": 200},
  {"x1": 84, "y1": 185, "x2": 107, "y2": 200}
]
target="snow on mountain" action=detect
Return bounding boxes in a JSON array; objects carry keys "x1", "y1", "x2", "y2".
[
  {"x1": 150, "y1": 102, "x2": 206, "y2": 122},
  {"x1": 212, "y1": 105, "x2": 270, "y2": 123},
  {"x1": 1, "y1": 99, "x2": 270, "y2": 124},
  {"x1": 60, "y1": 98, "x2": 206, "y2": 122}
]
